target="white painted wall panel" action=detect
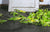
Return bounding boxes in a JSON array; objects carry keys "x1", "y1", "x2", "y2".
[
  {"x1": 12, "y1": 0, "x2": 35, "y2": 7},
  {"x1": 9, "y1": 0, "x2": 39, "y2": 12}
]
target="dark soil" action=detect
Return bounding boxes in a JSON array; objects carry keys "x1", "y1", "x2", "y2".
[{"x1": 0, "y1": 5, "x2": 50, "y2": 32}]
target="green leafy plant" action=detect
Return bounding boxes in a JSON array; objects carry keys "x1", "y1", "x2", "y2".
[
  {"x1": 8, "y1": 9, "x2": 26, "y2": 20},
  {"x1": 0, "y1": 13, "x2": 7, "y2": 24},
  {"x1": 8, "y1": 9, "x2": 50, "y2": 26},
  {"x1": 0, "y1": 13, "x2": 3, "y2": 16},
  {"x1": 0, "y1": 20, "x2": 7, "y2": 24}
]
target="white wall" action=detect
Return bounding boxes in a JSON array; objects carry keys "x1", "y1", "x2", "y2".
[
  {"x1": 0, "y1": 0, "x2": 9, "y2": 4},
  {"x1": 0, "y1": 0, "x2": 50, "y2": 5}
]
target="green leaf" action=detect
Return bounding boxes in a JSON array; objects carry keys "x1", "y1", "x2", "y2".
[
  {"x1": 0, "y1": 20, "x2": 7, "y2": 23},
  {"x1": 23, "y1": 21, "x2": 28, "y2": 23},
  {"x1": 9, "y1": 17, "x2": 22, "y2": 20},
  {"x1": 0, "y1": 13, "x2": 3, "y2": 16}
]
